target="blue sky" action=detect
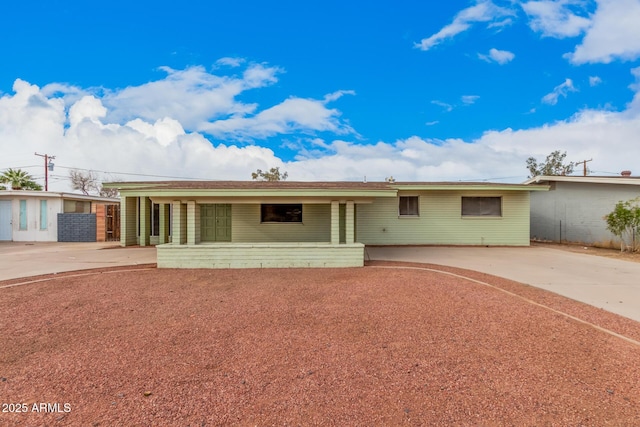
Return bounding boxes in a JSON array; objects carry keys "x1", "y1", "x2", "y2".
[{"x1": 2, "y1": 0, "x2": 640, "y2": 190}]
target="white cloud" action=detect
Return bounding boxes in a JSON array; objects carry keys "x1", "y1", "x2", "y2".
[
  {"x1": 478, "y1": 48, "x2": 516, "y2": 64},
  {"x1": 461, "y1": 95, "x2": 480, "y2": 105},
  {"x1": 589, "y1": 75, "x2": 602, "y2": 86},
  {"x1": 567, "y1": 0, "x2": 640, "y2": 64},
  {"x1": 201, "y1": 95, "x2": 354, "y2": 139},
  {"x1": 216, "y1": 57, "x2": 245, "y2": 67},
  {"x1": 3, "y1": 66, "x2": 640, "y2": 193},
  {"x1": 323, "y1": 90, "x2": 356, "y2": 103},
  {"x1": 103, "y1": 64, "x2": 280, "y2": 130},
  {"x1": 521, "y1": 0, "x2": 592, "y2": 38},
  {"x1": 542, "y1": 78, "x2": 578, "y2": 105},
  {"x1": 415, "y1": 1, "x2": 515, "y2": 51},
  {"x1": 431, "y1": 100, "x2": 454, "y2": 112}
]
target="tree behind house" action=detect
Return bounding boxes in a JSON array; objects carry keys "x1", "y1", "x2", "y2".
[
  {"x1": 251, "y1": 167, "x2": 288, "y2": 181},
  {"x1": 0, "y1": 168, "x2": 43, "y2": 190},
  {"x1": 69, "y1": 169, "x2": 120, "y2": 198},
  {"x1": 526, "y1": 150, "x2": 575, "y2": 177}
]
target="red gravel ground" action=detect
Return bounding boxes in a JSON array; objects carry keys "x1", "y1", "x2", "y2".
[{"x1": 1, "y1": 261, "x2": 640, "y2": 426}]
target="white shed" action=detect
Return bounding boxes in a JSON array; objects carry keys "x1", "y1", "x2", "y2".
[{"x1": 0, "y1": 191, "x2": 119, "y2": 242}]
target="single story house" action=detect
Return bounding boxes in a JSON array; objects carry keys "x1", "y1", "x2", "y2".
[
  {"x1": 106, "y1": 180, "x2": 548, "y2": 268},
  {"x1": 524, "y1": 174, "x2": 640, "y2": 247},
  {"x1": 0, "y1": 191, "x2": 120, "y2": 242}
]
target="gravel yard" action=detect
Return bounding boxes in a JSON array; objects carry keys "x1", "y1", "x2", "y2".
[{"x1": 1, "y1": 262, "x2": 639, "y2": 426}]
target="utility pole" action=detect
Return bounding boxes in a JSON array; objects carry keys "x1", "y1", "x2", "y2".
[
  {"x1": 34, "y1": 152, "x2": 55, "y2": 191},
  {"x1": 575, "y1": 158, "x2": 592, "y2": 177}
]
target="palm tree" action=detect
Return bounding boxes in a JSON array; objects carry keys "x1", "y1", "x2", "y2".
[{"x1": 0, "y1": 168, "x2": 43, "y2": 191}]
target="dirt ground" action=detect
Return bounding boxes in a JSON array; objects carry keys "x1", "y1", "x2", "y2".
[
  {"x1": 1, "y1": 263, "x2": 639, "y2": 426},
  {"x1": 533, "y1": 241, "x2": 640, "y2": 263}
]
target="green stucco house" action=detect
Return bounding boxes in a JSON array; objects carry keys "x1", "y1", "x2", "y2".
[{"x1": 106, "y1": 180, "x2": 548, "y2": 268}]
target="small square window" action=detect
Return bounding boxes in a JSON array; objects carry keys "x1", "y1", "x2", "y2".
[{"x1": 399, "y1": 196, "x2": 419, "y2": 216}]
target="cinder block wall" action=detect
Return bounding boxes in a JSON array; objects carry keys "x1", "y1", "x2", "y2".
[{"x1": 57, "y1": 213, "x2": 97, "y2": 242}]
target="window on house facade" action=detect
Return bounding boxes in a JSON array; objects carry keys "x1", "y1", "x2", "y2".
[
  {"x1": 261, "y1": 204, "x2": 302, "y2": 223},
  {"x1": 151, "y1": 203, "x2": 160, "y2": 236},
  {"x1": 40, "y1": 200, "x2": 47, "y2": 230},
  {"x1": 461, "y1": 197, "x2": 502, "y2": 217},
  {"x1": 399, "y1": 196, "x2": 419, "y2": 216},
  {"x1": 63, "y1": 200, "x2": 91, "y2": 213},
  {"x1": 19, "y1": 200, "x2": 27, "y2": 230}
]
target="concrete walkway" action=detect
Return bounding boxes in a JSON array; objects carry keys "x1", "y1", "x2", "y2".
[
  {"x1": 0, "y1": 242, "x2": 156, "y2": 281},
  {"x1": 366, "y1": 246, "x2": 640, "y2": 323}
]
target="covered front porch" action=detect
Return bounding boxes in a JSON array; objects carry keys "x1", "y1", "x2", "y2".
[
  {"x1": 115, "y1": 181, "x2": 398, "y2": 269},
  {"x1": 120, "y1": 196, "x2": 368, "y2": 268}
]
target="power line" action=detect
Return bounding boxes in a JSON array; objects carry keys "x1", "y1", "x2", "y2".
[{"x1": 54, "y1": 165, "x2": 211, "y2": 180}]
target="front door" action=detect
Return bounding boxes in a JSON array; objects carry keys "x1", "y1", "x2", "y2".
[
  {"x1": 0, "y1": 200, "x2": 12, "y2": 241},
  {"x1": 200, "y1": 204, "x2": 231, "y2": 242},
  {"x1": 215, "y1": 204, "x2": 232, "y2": 241}
]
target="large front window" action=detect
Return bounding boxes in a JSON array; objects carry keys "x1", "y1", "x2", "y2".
[{"x1": 261, "y1": 204, "x2": 302, "y2": 223}]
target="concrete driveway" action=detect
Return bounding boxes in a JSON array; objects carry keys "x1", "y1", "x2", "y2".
[
  {"x1": 0, "y1": 242, "x2": 156, "y2": 281},
  {"x1": 1, "y1": 242, "x2": 639, "y2": 323},
  {"x1": 366, "y1": 246, "x2": 640, "y2": 323}
]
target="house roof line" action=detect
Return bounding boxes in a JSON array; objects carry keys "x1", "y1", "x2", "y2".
[
  {"x1": 524, "y1": 175, "x2": 640, "y2": 186},
  {"x1": 0, "y1": 190, "x2": 119, "y2": 202},
  {"x1": 105, "y1": 180, "x2": 547, "y2": 193}
]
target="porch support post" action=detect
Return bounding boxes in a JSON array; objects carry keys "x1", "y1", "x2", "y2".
[
  {"x1": 346, "y1": 201, "x2": 355, "y2": 244},
  {"x1": 139, "y1": 196, "x2": 150, "y2": 246},
  {"x1": 331, "y1": 200, "x2": 339, "y2": 244},
  {"x1": 120, "y1": 196, "x2": 138, "y2": 247},
  {"x1": 159, "y1": 203, "x2": 170, "y2": 244},
  {"x1": 187, "y1": 201, "x2": 200, "y2": 245},
  {"x1": 172, "y1": 201, "x2": 186, "y2": 245}
]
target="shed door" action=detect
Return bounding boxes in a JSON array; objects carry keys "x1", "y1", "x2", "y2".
[{"x1": 0, "y1": 201, "x2": 12, "y2": 241}]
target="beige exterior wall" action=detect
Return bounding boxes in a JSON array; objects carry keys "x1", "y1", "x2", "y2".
[
  {"x1": 231, "y1": 203, "x2": 331, "y2": 243},
  {"x1": 356, "y1": 190, "x2": 531, "y2": 246}
]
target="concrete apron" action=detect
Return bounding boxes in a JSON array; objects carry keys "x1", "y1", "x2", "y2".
[
  {"x1": 0, "y1": 242, "x2": 157, "y2": 281},
  {"x1": 365, "y1": 246, "x2": 640, "y2": 323}
]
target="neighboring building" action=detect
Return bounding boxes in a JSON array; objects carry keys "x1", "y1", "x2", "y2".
[
  {"x1": 0, "y1": 191, "x2": 120, "y2": 242},
  {"x1": 106, "y1": 180, "x2": 547, "y2": 269},
  {"x1": 525, "y1": 174, "x2": 640, "y2": 247}
]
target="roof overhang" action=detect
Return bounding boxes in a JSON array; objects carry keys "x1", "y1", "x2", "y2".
[
  {"x1": 0, "y1": 190, "x2": 119, "y2": 202},
  {"x1": 524, "y1": 175, "x2": 640, "y2": 186},
  {"x1": 392, "y1": 183, "x2": 549, "y2": 191}
]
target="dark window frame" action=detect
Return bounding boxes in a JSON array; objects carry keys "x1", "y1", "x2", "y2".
[
  {"x1": 261, "y1": 204, "x2": 303, "y2": 223},
  {"x1": 398, "y1": 196, "x2": 419, "y2": 216},
  {"x1": 461, "y1": 197, "x2": 502, "y2": 217}
]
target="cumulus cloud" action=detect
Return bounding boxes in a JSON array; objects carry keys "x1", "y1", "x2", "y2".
[
  {"x1": 415, "y1": 1, "x2": 515, "y2": 51},
  {"x1": 3, "y1": 65, "x2": 640, "y2": 192},
  {"x1": 589, "y1": 75, "x2": 602, "y2": 86},
  {"x1": 103, "y1": 64, "x2": 280, "y2": 130},
  {"x1": 542, "y1": 78, "x2": 578, "y2": 105},
  {"x1": 478, "y1": 48, "x2": 515, "y2": 64},
  {"x1": 201, "y1": 95, "x2": 355, "y2": 139},
  {"x1": 567, "y1": 0, "x2": 640, "y2": 64},
  {"x1": 521, "y1": 0, "x2": 592, "y2": 38}
]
